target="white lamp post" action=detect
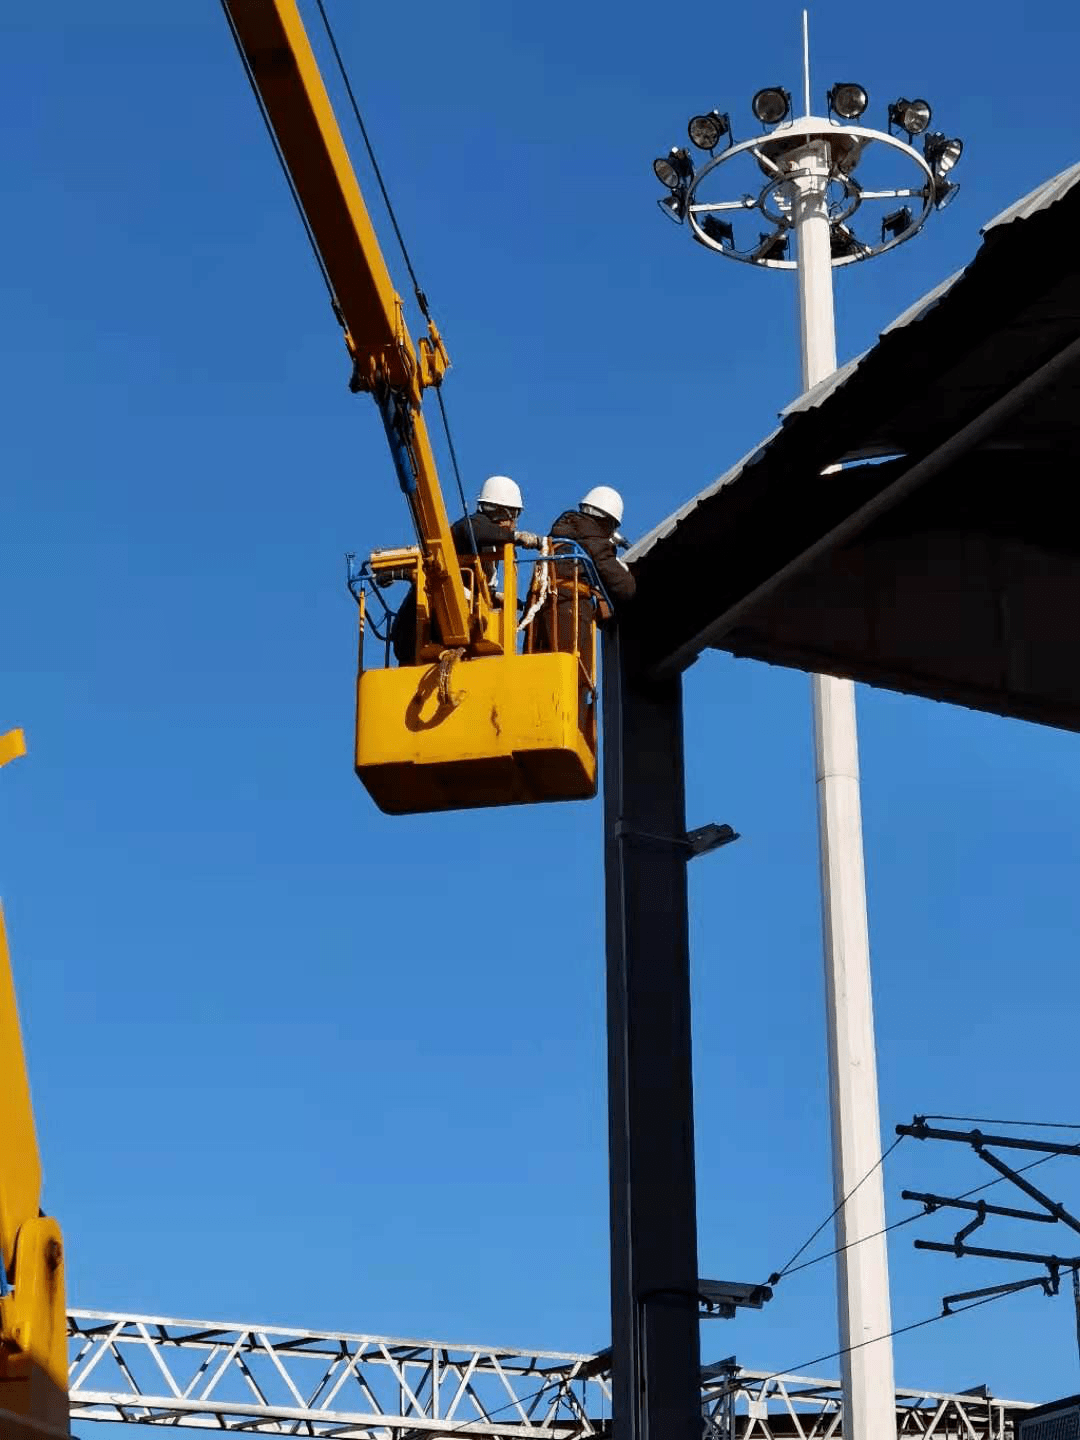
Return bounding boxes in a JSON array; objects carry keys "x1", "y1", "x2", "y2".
[{"x1": 653, "y1": 19, "x2": 964, "y2": 1439}]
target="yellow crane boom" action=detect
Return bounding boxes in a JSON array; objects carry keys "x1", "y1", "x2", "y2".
[
  {"x1": 222, "y1": 0, "x2": 472, "y2": 648},
  {"x1": 221, "y1": 0, "x2": 601, "y2": 813}
]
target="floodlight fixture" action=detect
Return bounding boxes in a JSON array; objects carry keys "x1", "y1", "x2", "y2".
[
  {"x1": 654, "y1": 63, "x2": 952, "y2": 275},
  {"x1": 880, "y1": 205, "x2": 913, "y2": 243},
  {"x1": 888, "y1": 97, "x2": 932, "y2": 138},
  {"x1": 931, "y1": 178, "x2": 960, "y2": 210},
  {"x1": 752, "y1": 229, "x2": 788, "y2": 262},
  {"x1": 658, "y1": 192, "x2": 687, "y2": 223},
  {"x1": 924, "y1": 132, "x2": 963, "y2": 176},
  {"x1": 828, "y1": 82, "x2": 868, "y2": 120},
  {"x1": 700, "y1": 214, "x2": 735, "y2": 248},
  {"x1": 688, "y1": 110, "x2": 731, "y2": 151},
  {"x1": 653, "y1": 147, "x2": 694, "y2": 190},
  {"x1": 752, "y1": 87, "x2": 791, "y2": 126}
]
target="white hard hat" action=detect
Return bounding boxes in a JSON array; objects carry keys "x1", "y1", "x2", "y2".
[
  {"x1": 580, "y1": 485, "x2": 624, "y2": 524},
  {"x1": 477, "y1": 475, "x2": 523, "y2": 511}
]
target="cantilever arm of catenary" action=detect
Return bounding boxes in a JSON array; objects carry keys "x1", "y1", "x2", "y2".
[{"x1": 223, "y1": 0, "x2": 471, "y2": 648}]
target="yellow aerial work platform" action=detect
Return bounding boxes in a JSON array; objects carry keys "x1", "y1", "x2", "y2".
[
  {"x1": 223, "y1": 0, "x2": 607, "y2": 816},
  {"x1": 352, "y1": 544, "x2": 600, "y2": 814}
]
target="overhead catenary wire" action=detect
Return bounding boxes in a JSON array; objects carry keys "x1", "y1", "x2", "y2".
[
  {"x1": 920, "y1": 1114, "x2": 1080, "y2": 1130},
  {"x1": 768, "y1": 1134, "x2": 905, "y2": 1286},
  {"x1": 444, "y1": 1236, "x2": 1066, "y2": 1431},
  {"x1": 757, "y1": 1283, "x2": 1029, "y2": 1390},
  {"x1": 775, "y1": 1141, "x2": 1064, "y2": 1283},
  {"x1": 779, "y1": 1210, "x2": 924, "y2": 1281}
]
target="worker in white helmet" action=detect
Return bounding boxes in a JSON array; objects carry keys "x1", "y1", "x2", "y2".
[
  {"x1": 450, "y1": 475, "x2": 542, "y2": 583},
  {"x1": 531, "y1": 486, "x2": 634, "y2": 657},
  {"x1": 391, "y1": 475, "x2": 542, "y2": 664}
]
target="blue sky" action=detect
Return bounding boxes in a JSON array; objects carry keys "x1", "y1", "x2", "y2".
[{"x1": 2, "y1": 0, "x2": 1080, "y2": 1421}]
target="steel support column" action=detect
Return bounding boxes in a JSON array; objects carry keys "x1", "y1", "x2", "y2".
[{"x1": 602, "y1": 625, "x2": 701, "y2": 1440}]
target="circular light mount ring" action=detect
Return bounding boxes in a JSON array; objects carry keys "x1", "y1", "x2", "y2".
[
  {"x1": 684, "y1": 116, "x2": 937, "y2": 269},
  {"x1": 758, "y1": 169, "x2": 861, "y2": 230}
]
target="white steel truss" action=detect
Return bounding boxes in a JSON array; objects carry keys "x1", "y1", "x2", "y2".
[
  {"x1": 702, "y1": 1365, "x2": 1034, "y2": 1440},
  {"x1": 68, "y1": 1311, "x2": 1034, "y2": 1440},
  {"x1": 67, "y1": 1311, "x2": 610, "y2": 1438}
]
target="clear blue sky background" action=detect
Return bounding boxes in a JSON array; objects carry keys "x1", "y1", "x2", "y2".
[{"x1": 3, "y1": 0, "x2": 1079, "y2": 1420}]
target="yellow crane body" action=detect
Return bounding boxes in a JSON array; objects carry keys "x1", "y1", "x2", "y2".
[
  {"x1": 0, "y1": 737, "x2": 68, "y2": 1440},
  {"x1": 0, "y1": 924, "x2": 40, "y2": 1285},
  {"x1": 0, "y1": 734, "x2": 26, "y2": 770},
  {"x1": 225, "y1": 0, "x2": 600, "y2": 812}
]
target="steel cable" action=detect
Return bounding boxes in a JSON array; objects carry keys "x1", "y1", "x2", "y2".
[
  {"x1": 773, "y1": 1140, "x2": 1063, "y2": 1284},
  {"x1": 921, "y1": 1114, "x2": 1080, "y2": 1130},
  {"x1": 768, "y1": 1134, "x2": 906, "y2": 1285},
  {"x1": 756, "y1": 1284, "x2": 1025, "y2": 1389},
  {"x1": 311, "y1": 0, "x2": 431, "y2": 316},
  {"x1": 311, "y1": 0, "x2": 477, "y2": 548},
  {"x1": 219, "y1": 1, "x2": 338, "y2": 311}
]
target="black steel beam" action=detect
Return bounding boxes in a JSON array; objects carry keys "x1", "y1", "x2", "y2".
[
  {"x1": 901, "y1": 1189, "x2": 1057, "y2": 1224},
  {"x1": 915, "y1": 1240, "x2": 1080, "y2": 1267},
  {"x1": 603, "y1": 624, "x2": 701, "y2": 1440},
  {"x1": 897, "y1": 1121, "x2": 1080, "y2": 1157},
  {"x1": 974, "y1": 1148, "x2": 1080, "y2": 1235}
]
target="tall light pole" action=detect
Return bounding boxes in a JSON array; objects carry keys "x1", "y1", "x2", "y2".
[{"x1": 651, "y1": 22, "x2": 964, "y2": 1439}]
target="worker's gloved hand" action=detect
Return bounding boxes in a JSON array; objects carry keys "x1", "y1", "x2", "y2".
[
  {"x1": 612, "y1": 531, "x2": 630, "y2": 551},
  {"x1": 514, "y1": 530, "x2": 544, "y2": 549}
]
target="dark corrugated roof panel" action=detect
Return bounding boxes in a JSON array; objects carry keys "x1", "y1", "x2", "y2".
[{"x1": 628, "y1": 158, "x2": 1080, "y2": 567}]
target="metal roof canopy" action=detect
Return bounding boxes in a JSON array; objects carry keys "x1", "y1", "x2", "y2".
[{"x1": 627, "y1": 161, "x2": 1080, "y2": 733}]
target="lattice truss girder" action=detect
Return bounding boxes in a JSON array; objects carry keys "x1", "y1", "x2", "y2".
[
  {"x1": 68, "y1": 1311, "x2": 1033, "y2": 1439},
  {"x1": 703, "y1": 1369, "x2": 1034, "y2": 1440},
  {"x1": 67, "y1": 1311, "x2": 610, "y2": 1438}
]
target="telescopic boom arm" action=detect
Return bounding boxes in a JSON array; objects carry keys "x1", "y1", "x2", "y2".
[{"x1": 222, "y1": 0, "x2": 471, "y2": 647}]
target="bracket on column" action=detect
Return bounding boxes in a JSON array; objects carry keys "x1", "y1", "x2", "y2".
[
  {"x1": 614, "y1": 820, "x2": 740, "y2": 859},
  {"x1": 697, "y1": 1279, "x2": 773, "y2": 1320}
]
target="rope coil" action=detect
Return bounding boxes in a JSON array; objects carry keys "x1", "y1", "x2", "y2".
[
  {"x1": 437, "y1": 648, "x2": 466, "y2": 707},
  {"x1": 518, "y1": 538, "x2": 552, "y2": 633}
]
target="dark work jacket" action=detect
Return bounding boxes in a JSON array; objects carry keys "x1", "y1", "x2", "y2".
[
  {"x1": 450, "y1": 511, "x2": 512, "y2": 557},
  {"x1": 391, "y1": 512, "x2": 513, "y2": 664},
  {"x1": 549, "y1": 509, "x2": 636, "y2": 606}
]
